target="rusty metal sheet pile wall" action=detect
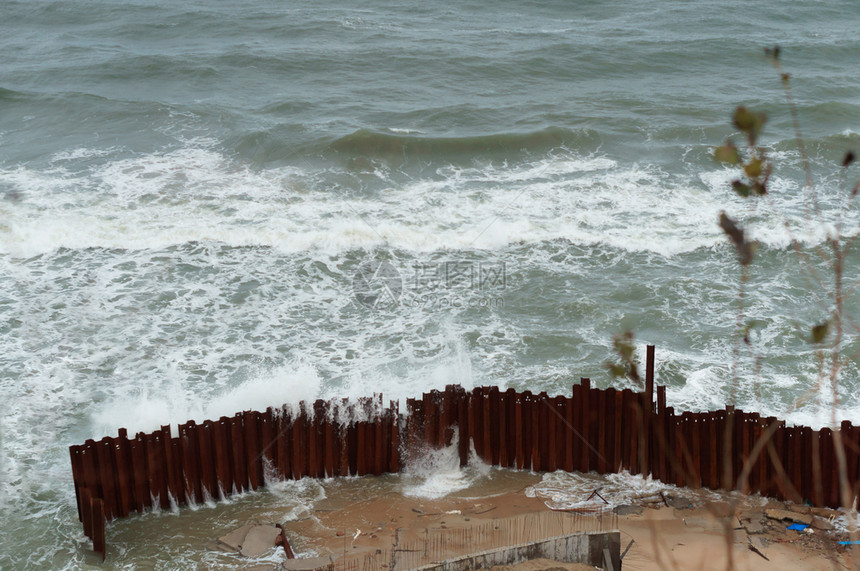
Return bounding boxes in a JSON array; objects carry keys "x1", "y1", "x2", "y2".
[{"x1": 69, "y1": 347, "x2": 860, "y2": 559}]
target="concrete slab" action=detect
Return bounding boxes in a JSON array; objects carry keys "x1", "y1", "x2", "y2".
[
  {"x1": 240, "y1": 524, "x2": 282, "y2": 558},
  {"x1": 219, "y1": 523, "x2": 255, "y2": 552}
]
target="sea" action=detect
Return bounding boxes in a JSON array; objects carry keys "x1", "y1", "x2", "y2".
[{"x1": 1, "y1": 0, "x2": 859, "y2": 568}]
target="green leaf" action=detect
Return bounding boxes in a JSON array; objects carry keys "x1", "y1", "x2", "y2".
[
  {"x1": 607, "y1": 363, "x2": 626, "y2": 378},
  {"x1": 751, "y1": 181, "x2": 767, "y2": 196},
  {"x1": 733, "y1": 106, "x2": 766, "y2": 146},
  {"x1": 812, "y1": 322, "x2": 829, "y2": 344},
  {"x1": 731, "y1": 180, "x2": 751, "y2": 198},
  {"x1": 744, "y1": 156, "x2": 764, "y2": 178},
  {"x1": 714, "y1": 142, "x2": 741, "y2": 165}
]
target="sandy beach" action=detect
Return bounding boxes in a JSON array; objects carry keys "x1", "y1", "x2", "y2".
[{"x1": 230, "y1": 470, "x2": 859, "y2": 571}]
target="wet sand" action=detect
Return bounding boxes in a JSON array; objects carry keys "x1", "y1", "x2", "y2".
[{"x1": 260, "y1": 470, "x2": 858, "y2": 571}]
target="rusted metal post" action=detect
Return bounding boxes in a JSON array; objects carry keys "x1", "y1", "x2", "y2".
[
  {"x1": 611, "y1": 389, "x2": 622, "y2": 473},
  {"x1": 579, "y1": 379, "x2": 591, "y2": 472},
  {"x1": 482, "y1": 388, "x2": 493, "y2": 465},
  {"x1": 389, "y1": 400, "x2": 401, "y2": 473},
  {"x1": 230, "y1": 414, "x2": 248, "y2": 492},
  {"x1": 324, "y1": 403, "x2": 336, "y2": 477},
  {"x1": 213, "y1": 417, "x2": 233, "y2": 497},
  {"x1": 179, "y1": 421, "x2": 201, "y2": 504},
  {"x1": 457, "y1": 388, "x2": 470, "y2": 467},
  {"x1": 563, "y1": 393, "x2": 574, "y2": 472},
  {"x1": 489, "y1": 386, "x2": 501, "y2": 466},
  {"x1": 261, "y1": 407, "x2": 276, "y2": 469},
  {"x1": 514, "y1": 392, "x2": 524, "y2": 469},
  {"x1": 244, "y1": 410, "x2": 262, "y2": 489},
  {"x1": 292, "y1": 404, "x2": 308, "y2": 479},
  {"x1": 114, "y1": 429, "x2": 135, "y2": 517},
  {"x1": 197, "y1": 420, "x2": 217, "y2": 500},
  {"x1": 80, "y1": 487, "x2": 93, "y2": 539},
  {"x1": 130, "y1": 434, "x2": 149, "y2": 510},
  {"x1": 69, "y1": 445, "x2": 85, "y2": 521},
  {"x1": 277, "y1": 407, "x2": 293, "y2": 479},
  {"x1": 594, "y1": 389, "x2": 606, "y2": 474},
  {"x1": 91, "y1": 496, "x2": 106, "y2": 561},
  {"x1": 95, "y1": 437, "x2": 118, "y2": 520}
]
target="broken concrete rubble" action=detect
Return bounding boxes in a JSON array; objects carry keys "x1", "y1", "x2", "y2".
[
  {"x1": 216, "y1": 521, "x2": 294, "y2": 559},
  {"x1": 764, "y1": 508, "x2": 813, "y2": 525}
]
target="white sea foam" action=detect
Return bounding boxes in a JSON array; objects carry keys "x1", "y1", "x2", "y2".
[
  {"x1": 3, "y1": 145, "x2": 851, "y2": 259},
  {"x1": 401, "y1": 432, "x2": 490, "y2": 499},
  {"x1": 526, "y1": 470, "x2": 675, "y2": 510}
]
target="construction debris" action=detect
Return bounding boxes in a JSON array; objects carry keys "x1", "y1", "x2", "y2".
[{"x1": 216, "y1": 521, "x2": 294, "y2": 559}]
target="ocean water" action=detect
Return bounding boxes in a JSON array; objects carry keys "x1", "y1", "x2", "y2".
[{"x1": 1, "y1": 0, "x2": 859, "y2": 568}]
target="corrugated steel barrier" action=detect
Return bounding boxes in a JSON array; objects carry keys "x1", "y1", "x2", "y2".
[{"x1": 70, "y1": 346, "x2": 860, "y2": 560}]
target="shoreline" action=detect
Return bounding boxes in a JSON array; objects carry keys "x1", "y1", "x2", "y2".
[{"x1": 259, "y1": 469, "x2": 855, "y2": 571}]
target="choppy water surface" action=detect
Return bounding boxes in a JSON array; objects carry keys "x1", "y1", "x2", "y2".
[{"x1": 1, "y1": 0, "x2": 859, "y2": 568}]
